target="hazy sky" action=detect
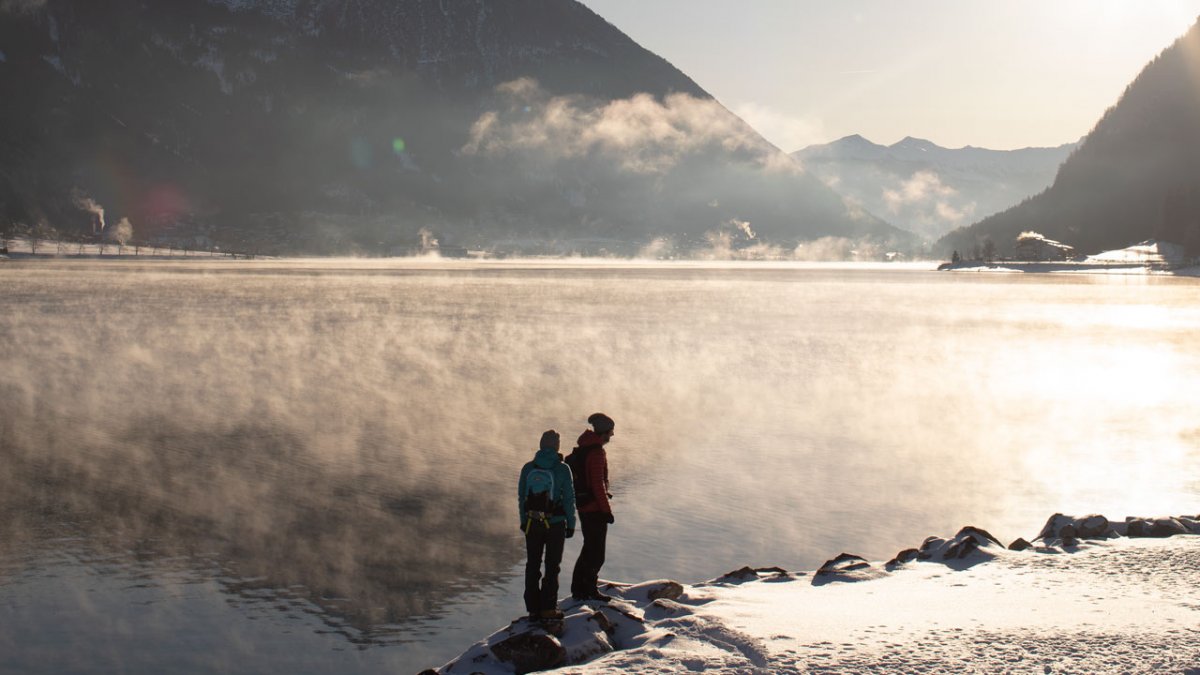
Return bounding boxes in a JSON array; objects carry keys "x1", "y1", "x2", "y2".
[{"x1": 578, "y1": 1, "x2": 1200, "y2": 151}]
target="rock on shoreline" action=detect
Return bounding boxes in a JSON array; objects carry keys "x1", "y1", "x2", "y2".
[{"x1": 424, "y1": 513, "x2": 1200, "y2": 674}]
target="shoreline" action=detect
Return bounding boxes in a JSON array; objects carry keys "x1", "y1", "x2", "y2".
[
  {"x1": 428, "y1": 513, "x2": 1200, "y2": 673},
  {"x1": 937, "y1": 260, "x2": 1200, "y2": 276}
]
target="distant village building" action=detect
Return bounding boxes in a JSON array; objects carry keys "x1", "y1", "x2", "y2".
[{"x1": 1014, "y1": 231, "x2": 1075, "y2": 261}]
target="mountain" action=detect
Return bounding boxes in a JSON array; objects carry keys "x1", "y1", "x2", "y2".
[
  {"x1": 0, "y1": 0, "x2": 907, "y2": 255},
  {"x1": 938, "y1": 17, "x2": 1200, "y2": 258},
  {"x1": 794, "y1": 135, "x2": 1077, "y2": 242}
]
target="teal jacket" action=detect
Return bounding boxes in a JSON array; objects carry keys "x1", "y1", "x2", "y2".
[{"x1": 518, "y1": 449, "x2": 577, "y2": 530}]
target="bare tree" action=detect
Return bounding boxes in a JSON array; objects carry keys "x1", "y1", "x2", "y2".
[
  {"x1": 27, "y1": 222, "x2": 42, "y2": 255},
  {"x1": 112, "y1": 218, "x2": 134, "y2": 255},
  {"x1": 982, "y1": 237, "x2": 996, "y2": 263}
]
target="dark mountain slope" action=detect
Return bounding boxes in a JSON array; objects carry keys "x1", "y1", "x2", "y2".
[
  {"x1": 938, "y1": 17, "x2": 1200, "y2": 257},
  {"x1": 0, "y1": 1, "x2": 906, "y2": 255}
]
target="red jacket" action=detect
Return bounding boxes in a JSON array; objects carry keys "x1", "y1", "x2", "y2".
[{"x1": 575, "y1": 430, "x2": 610, "y2": 514}]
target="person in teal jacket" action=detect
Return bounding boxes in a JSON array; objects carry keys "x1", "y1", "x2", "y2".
[{"x1": 518, "y1": 429, "x2": 577, "y2": 622}]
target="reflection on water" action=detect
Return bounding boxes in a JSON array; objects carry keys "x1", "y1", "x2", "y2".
[{"x1": 1, "y1": 259, "x2": 1199, "y2": 670}]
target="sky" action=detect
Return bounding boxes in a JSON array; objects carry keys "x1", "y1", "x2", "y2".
[{"x1": 578, "y1": 1, "x2": 1200, "y2": 152}]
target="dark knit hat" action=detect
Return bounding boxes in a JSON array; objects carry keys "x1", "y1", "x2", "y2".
[
  {"x1": 587, "y1": 412, "x2": 615, "y2": 434},
  {"x1": 540, "y1": 429, "x2": 560, "y2": 450}
]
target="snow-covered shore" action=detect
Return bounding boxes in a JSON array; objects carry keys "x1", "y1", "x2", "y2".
[
  {"x1": 938, "y1": 260, "x2": 1200, "y2": 276},
  {"x1": 424, "y1": 514, "x2": 1200, "y2": 673},
  {"x1": 938, "y1": 240, "x2": 1200, "y2": 276}
]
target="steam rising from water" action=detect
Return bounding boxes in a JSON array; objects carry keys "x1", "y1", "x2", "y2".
[{"x1": 2, "y1": 260, "x2": 1199, "y2": 664}]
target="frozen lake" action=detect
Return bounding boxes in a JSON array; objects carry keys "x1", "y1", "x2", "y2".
[{"x1": 2, "y1": 259, "x2": 1198, "y2": 671}]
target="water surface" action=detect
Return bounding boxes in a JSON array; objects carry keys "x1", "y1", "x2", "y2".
[{"x1": 2, "y1": 259, "x2": 1197, "y2": 671}]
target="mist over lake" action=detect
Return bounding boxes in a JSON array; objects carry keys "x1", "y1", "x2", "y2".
[{"x1": 2, "y1": 259, "x2": 1198, "y2": 671}]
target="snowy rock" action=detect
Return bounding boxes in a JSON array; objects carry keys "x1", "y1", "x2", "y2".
[
  {"x1": 1078, "y1": 514, "x2": 1110, "y2": 537},
  {"x1": 611, "y1": 579, "x2": 683, "y2": 603},
  {"x1": 1126, "y1": 517, "x2": 1189, "y2": 538},
  {"x1": 713, "y1": 566, "x2": 790, "y2": 584},
  {"x1": 1178, "y1": 516, "x2": 1200, "y2": 534},
  {"x1": 431, "y1": 514, "x2": 1200, "y2": 672},
  {"x1": 1037, "y1": 513, "x2": 1113, "y2": 541},
  {"x1": 645, "y1": 598, "x2": 693, "y2": 619},
  {"x1": 886, "y1": 548, "x2": 921, "y2": 567},
  {"x1": 718, "y1": 566, "x2": 763, "y2": 582},
  {"x1": 814, "y1": 553, "x2": 888, "y2": 584},
  {"x1": 586, "y1": 607, "x2": 616, "y2": 635},
  {"x1": 648, "y1": 582, "x2": 684, "y2": 600},
  {"x1": 558, "y1": 611, "x2": 613, "y2": 665},
  {"x1": 489, "y1": 631, "x2": 565, "y2": 674},
  {"x1": 918, "y1": 526, "x2": 1005, "y2": 564}
]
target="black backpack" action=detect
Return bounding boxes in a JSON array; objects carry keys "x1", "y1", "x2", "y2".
[{"x1": 564, "y1": 445, "x2": 597, "y2": 508}]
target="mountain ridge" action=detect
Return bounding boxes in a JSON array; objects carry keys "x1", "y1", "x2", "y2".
[
  {"x1": 794, "y1": 134, "x2": 1077, "y2": 241},
  {"x1": 938, "y1": 17, "x2": 1200, "y2": 257},
  {"x1": 0, "y1": 0, "x2": 907, "y2": 256}
]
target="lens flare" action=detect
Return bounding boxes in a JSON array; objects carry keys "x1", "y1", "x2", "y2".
[{"x1": 392, "y1": 137, "x2": 407, "y2": 154}]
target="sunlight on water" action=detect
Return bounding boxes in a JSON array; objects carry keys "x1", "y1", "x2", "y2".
[{"x1": 1, "y1": 259, "x2": 1197, "y2": 671}]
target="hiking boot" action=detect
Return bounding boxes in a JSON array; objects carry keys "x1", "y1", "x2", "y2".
[
  {"x1": 538, "y1": 609, "x2": 564, "y2": 622},
  {"x1": 584, "y1": 592, "x2": 612, "y2": 603}
]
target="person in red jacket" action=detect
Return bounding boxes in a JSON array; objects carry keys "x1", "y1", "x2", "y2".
[{"x1": 569, "y1": 412, "x2": 616, "y2": 602}]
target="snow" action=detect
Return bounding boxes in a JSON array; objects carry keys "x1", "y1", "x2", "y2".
[
  {"x1": 943, "y1": 239, "x2": 1197, "y2": 275},
  {"x1": 1085, "y1": 239, "x2": 1186, "y2": 265},
  {"x1": 429, "y1": 516, "x2": 1200, "y2": 673}
]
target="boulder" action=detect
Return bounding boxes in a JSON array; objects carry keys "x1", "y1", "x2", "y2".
[
  {"x1": 1037, "y1": 513, "x2": 1114, "y2": 541},
  {"x1": 613, "y1": 579, "x2": 684, "y2": 603},
  {"x1": 1036, "y1": 513, "x2": 1075, "y2": 541},
  {"x1": 1178, "y1": 516, "x2": 1200, "y2": 534},
  {"x1": 645, "y1": 598, "x2": 692, "y2": 619},
  {"x1": 1126, "y1": 519, "x2": 1150, "y2": 537},
  {"x1": 718, "y1": 566, "x2": 759, "y2": 582},
  {"x1": 917, "y1": 536, "x2": 945, "y2": 560},
  {"x1": 714, "y1": 567, "x2": 789, "y2": 584},
  {"x1": 817, "y1": 553, "x2": 872, "y2": 574},
  {"x1": 490, "y1": 632, "x2": 566, "y2": 674},
  {"x1": 886, "y1": 548, "x2": 920, "y2": 566},
  {"x1": 647, "y1": 581, "x2": 685, "y2": 600},
  {"x1": 814, "y1": 553, "x2": 887, "y2": 584},
  {"x1": 917, "y1": 527, "x2": 1005, "y2": 564},
  {"x1": 559, "y1": 614, "x2": 614, "y2": 665},
  {"x1": 1078, "y1": 514, "x2": 1110, "y2": 538},
  {"x1": 587, "y1": 608, "x2": 616, "y2": 635},
  {"x1": 1153, "y1": 517, "x2": 1187, "y2": 537},
  {"x1": 1126, "y1": 517, "x2": 1188, "y2": 538},
  {"x1": 956, "y1": 526, "x2": 1003, "y2": 547},
  {"x1": 1008, "y1": 538, "x2": 1032, "y2": 551}
]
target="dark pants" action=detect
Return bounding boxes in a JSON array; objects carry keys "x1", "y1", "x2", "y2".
[
  {"x1": 571, "y1": 512, "x2": 609, "y2": 598},
  {"x1": 524, "y1": 521, "x2": 566, "y2": 615}
]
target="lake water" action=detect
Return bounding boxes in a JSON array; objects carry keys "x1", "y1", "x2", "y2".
[{"x1": 2, "y1": 259, "x2": 1198, "y2": 672}]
